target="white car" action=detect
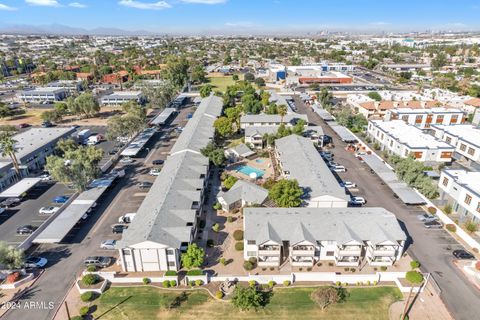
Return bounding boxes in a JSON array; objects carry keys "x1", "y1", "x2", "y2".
[
  {"x1": 149, "y1": 168, "x2": 161, "y2": 176},
  {"x1": 355, "y1": 152, "x2": 366, "y2": 158},
  {"x1": 39, "y1": 206, "x2": 60, "y2": 215},
  {"x1": 39, "y1": 174, "x2": 52, "y2": 182},
  {"x1": 350, "y1": 196, "x2": 366, "y2": 205},
  {"x1": 24, "y1": 256, "x2": 48, "y2": 268},
  {"x1": 330, "y1": 165, "x2": 346, "y2": 172},
  {"x1": 120, "y1": 157, "x2": 134, "y2": 164},
  {"x1": 341, "y1": 181, "x2": 357, "y2": 188},
  {"x1": 100, "y1": 240, "x2": 117, "y2": 250}
]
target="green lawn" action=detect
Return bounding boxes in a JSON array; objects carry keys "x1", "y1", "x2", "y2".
[
  {"x1": 91, "y1": 286, "x2": 401, "y2": 320},
  {"x1": 205, "y1": 76, "x2": 237, "y2": 92}
]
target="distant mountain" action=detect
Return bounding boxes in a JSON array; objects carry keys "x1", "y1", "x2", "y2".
[{"x1": 0, "y1": 23, "x2": 157, "y2": 36}]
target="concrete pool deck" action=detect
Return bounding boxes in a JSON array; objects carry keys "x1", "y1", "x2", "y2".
[{"x1": 225, "y1": 157, "x2": 274, "y2": 182}]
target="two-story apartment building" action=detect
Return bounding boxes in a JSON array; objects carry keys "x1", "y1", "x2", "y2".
[
  {"x1": 385, "y1": 107, "x2": 465, "y2": 129},
  {"x1": 240, "y1": 113, "x2": 308, "y2": 129},
  {"x1": 430, "y1": 124, "x2": 480, "y2": 164},
  {"x1": 117, "y1": 96, "x2": 223, "y2": 272},
  {"x1": 100, "y1": 91, "x2": 145, "y2": 106},
  {"x1": 368, "y1": 120, "x2": 454, "y2": 163},
  {"x1": 19, "y1": 87, "x2": 68, "y2": 103},
  {"x1": 274, "y1": 135, "x2": 349, "y2": 207},
  {"x1": 244, "y1": 126, "x2": 279, "y2": 149},
  {"x1": 244, "y1": 208, "x2": 407, "y2": 268},
  {"x1": 439, "y1": 170, "x2": 480, "y2": 223},
  {"x1": 46, "y1": 80, "x2": 83, "y2": 93}
]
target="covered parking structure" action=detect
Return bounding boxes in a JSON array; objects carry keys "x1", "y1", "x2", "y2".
[
  {"x1": 121, "y1": 128, "x2": 156, "y2": 157},
  {"x1": 0, "y1": 177, "x2": 42, "y2": 198},
  {"x1": 361, "y1": 154, "x2": 426, "y2": 205},
  {"x1": 150, "y1": 108, "x2": 176, "y2": 127},
  {"x1": 312, "y1": 104, "x2": 335, "y2": 121},
  {"x1": 33, "y1": 173, "x2": 119, "y2": 243},
  {"x1": 327, "y1": 122, "x2": 358, "y2": 143}
]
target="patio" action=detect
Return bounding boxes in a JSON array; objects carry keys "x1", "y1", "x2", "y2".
[{"x1": 224, "y1": 157, "x2": 274, "y2": 183}]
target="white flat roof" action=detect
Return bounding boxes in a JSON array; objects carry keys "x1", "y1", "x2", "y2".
[
  {"x1": 0, "y1": 177, "x2": 42, "y2": 198},
  {"x1": 432, "y1": 124, "x2": 480, "y2": 148},
  {"x1": 443, "y1": 169, "x2": 480, "y2": 195}
]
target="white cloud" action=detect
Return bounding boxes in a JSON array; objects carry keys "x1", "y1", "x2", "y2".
[
  {"x1": 181, "y1": 0, "x2": 227, "y2": 4},
  {"x1": 25, "y1": 0, "x2": 61, "y2": 6},
  {"x1": 119, "y1": 0, "x2": 171, "y2": 10},
  {"x1": 69, "y1": 2, "x2": 86, "y2": 8},
  {"x1": 0, "y1": 3, "x2": 17, "y2": 10}
]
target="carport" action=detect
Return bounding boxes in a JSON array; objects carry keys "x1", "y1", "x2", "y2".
[
  {"x1": 328, "y1": 122, "x2": 358, "y2": 143},
  {"x1": 33, "y1": 174, "x2": 118, "y2": 243},
  {"x1": 0, "y1": 177, "x2": 42, "y2": 198},
  {"x1": 312, "y1": 104, "x2": 335, "y2": 121},
  {"x1": 361, "y1": 154, "x2": 426, "y2": 205},
  {"x1": 121, "y1": 128, "x2": 156, "y2": 157}
]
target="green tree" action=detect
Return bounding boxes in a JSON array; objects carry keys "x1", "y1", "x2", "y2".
[
  {"x1": 200, "y1": 84, "x2": 213, "y2": 98},
  {"x1": 432, "y1": 52, "x2": 448, "y2": 70},
  {"x1": 191, "y1": 65, "x2": 206, "y2": 84},
  {"x1": 201, "y1": 142, "x2": 226, "y2": 166},
  {"x1": 214, "y1": 117, "x2": 233, "y2": 138},
  {"x1": 223, "y1": 175, "x2": 238, "y2": 190},
  {"x1": 181, "y1": 243, "x2": 205, "y2": 269},
  {"x1": 310, "y1": 287, "x2": 345, "y2": 311},
  {"x1": 231, "y1": 286, "x2": 264, "y2": 311},
  {"x1": 45, "y1": 145, "x2": 104, "y2": 192},
  {"x1": 278, "y1": 104, "x2": 288, "y2": 124},
  {"x1": 163, "y1": 55, "x2": 189, "y2": 89},
  {"x1": 242, "y1": 94, "x2": 262, "y2": 114},
  {"x1": 318, "y1": 88, "x2": 333, "y2": 107},
  {"x1": 367, "y1": 92, "x2": 382, "y2": 101},
  {"x1": 41, "y1": 110, "x2": 63, "y2": 123},
  {"x1": 56, "y1": 138, "x2": 78, "y2": 155},
  {"x1": 290, "y1": 57, "x2": 301, "y2": 66},
  {"x1": 0, "y1": 132, "x2": 21, "y2": 175},
  {"x1": 244, "y1": 72, "x2": 255, "y2": 82},
  {"x1": 142, "y1": 81, "x2": 176, "y2": 109},
  {"x1": 260, "y1": 91, "x2": 271, "y2": 107},
  {"x1": 254, "y1": 77, "x2": 266, "y2": 87},
  {"x1": 0, "y1": 241, "x2": 25, "y2": 270},
  {"x1": 0, "y1": 103, "x2": 14, "y2": 119},
  {"x1": 268, "y1": 179, "x2": 303, "y2": 207}
]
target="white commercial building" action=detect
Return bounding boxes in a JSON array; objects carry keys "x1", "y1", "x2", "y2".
[
  {"x1": 100, "y1": 91, "x2": 145, "y2": 106},
  {"x1": 431, "y1": 124, "x2": 480, "y2": 164},
  {"x1": 367, "y1": 120, "x2": 454, "y2": 163}
]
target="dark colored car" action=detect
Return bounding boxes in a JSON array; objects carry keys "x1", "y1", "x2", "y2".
[
  {"x1": 18, "y1": 123, "x2": 30, "y2": 129},
  {"x1": 16, "y1": 225, "x2": 36, "y2": 235},
  {"x1": 424, "y1": 220, "x2": 442, "y2": 229},
  {"x1": 109, "y1": 148, "x2": 119, "y2": 155},
  {"x1": 42, "y1": 121, "x2": 53, "y2": 128},
  {"x1": 152, "y1": 159, "x2": 164, "y2": 165},
  {"x1": 1, "y1": 197, "x2": 21, "y2": 207},
  {"x1": 453, "y1": 249, "x2": 475, "y2": 260},
  {"x1": 84, "y1": 256, "x2": 112, "y2": 268},
  {"x1": 112, "y1": 224, "x2": 128, "y2": 234},
  {"x1": 138, "y1": 181, "x2": 153, "y2": 189}
]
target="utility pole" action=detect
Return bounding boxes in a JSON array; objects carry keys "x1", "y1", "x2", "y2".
[{"x1": 64, "y1": 301, "x2": 71, "y2": 320}]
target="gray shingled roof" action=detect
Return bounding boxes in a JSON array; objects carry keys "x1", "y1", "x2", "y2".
[
  {"x1": 229, "y1": 143, "x2": 255, "y2": 157},
  {"x1": 244, "y1": 126, "x2": 280, "y2": 137},
  {"x1": 240, "y1": 113, "x2": 308, "y2": 125},
  {"x1": 244, "y1": 207, "x2": 407, "y2": 245},
  {"x1": 275, "y1": 135, "x2": 349, "y2": 202},
  {"x1": 217, "y1": 180, "x2": 268, "y2": 207}
]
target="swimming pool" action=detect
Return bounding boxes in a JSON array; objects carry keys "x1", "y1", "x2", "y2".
[
  {"x1": 236, "y1": 165, "x2": 265, "y2": 178},
  {"x1": 255, "y1": 159, "x2": 264, "y2": 163}
]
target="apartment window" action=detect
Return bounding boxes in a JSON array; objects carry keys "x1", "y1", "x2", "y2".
[
  {"x1": 167, "y1": 249, "x2": 174, "y2": 255},
  {"x1": 326, "y1": 251, "x2": 334, "y2": 256},
  {"x1": 460, "y1": 144, "x2": 467, "y2": 151},
  {"x1": 122, "y1": 250, "x2": 131, "y2": 255},
  {"x1": 402, "y1": 115, "x2": 408, "y2": 121},
  {"x1": 451, "y1": 115, "x2": 458, "y2": 123},
  {"x1": 436, "y1": 115, "x2": 444, "y2": 123},
  {"x1": 445, "y1": 136, "x2": 452, "y2": 144},
  {"x1": 247, "y1": 240, "x2": 256, "y2": 245},
  {"x1": 390, "y1": 140, "x2": 393, "y2": 147},
  {"x1": 247, "y1": 251, "x2": 256, "y2": 257},
  {"x1": 415, "y1": 115, "x2": 423, "y2": 123},
  {"x1": 168, "y1": 261, "x2": 175, "y2": 267},
  {"x1": 477, "y1": 203, "x2": 480, "y2": 213},
  {"x1": 442, "y1": 177, "x2": 449, "y2": 187},
  {"x1": 468, "y1": 147, "x2": 475, "y2": 156},
  {"x1": 465, "y1": 194, "x2": 472, "y2": 205}
]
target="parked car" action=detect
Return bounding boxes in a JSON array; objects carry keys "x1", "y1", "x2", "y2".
[
  {"x1": 108, "y1": 148, "x2": 119, "y2": 155},
  {"x1": 138, "y1": 181, "x2": 153, "y2": 189},
  {"x1": 340, "y1": 181, "x2": 357, "y2": 188},
  {"x1": 120, "y1": 157, "x2": 134, "y2": 164},
  {"x1": 330, "y1": 165, "x2": 346, "y2": 172},
  {"x1": 84, "y1": 256, "x2": 112, "y2": 268},
  {"x1": 100, "y1": 240, "x2": 117, "y2": 250},
  {"x1": 152, "y1": 159, "x2": 164, "y2": 165},
  {"x1": 112, "y1": 224, "x2": 128, "y2": 234},
  {"x1": 24, "y1": 256, "x2": 48, "y2": 268},
  {"x1": 39, "y1": 206, "x2": 60, "y2": 215},
  {"x1": 149, "y1": 168, "x2": 161, "y2": 176},
  {"x1": 53, "y1": 195, "x2": 70, "y2": 203},
  {"x1": 355, "y1": 152, "x2": 366, "y2": 158},
  {"x1": 39, "y1": 174, "x2": 52, "y2": 182},
  {"x1": 327, "y1": 161, "x2": 339, "y2": 167},
  {"x1": 424, "y1": 220, "x2": 443, "y2": 229},
  {"x1": 118, "y1": 213, "x2": 136, "y2": 223},
  {"x1": 453, "y1": 249, "x2": 475, "y2": 260},
  {"x1": 417, "y1": 213, "x2": 438, "y2": 223},
  {"x1": 18, "y1": 123, "x2": 30, "y2": 129},
  {"x1": 1, "y1": 198, "x2": 21, "y2": 207},
  {"x1": 0, "y1": 208, "x2": 5, "y2": 214},
  {"x1": 349, "y1": 196, "x2": 366, "y2": 205},
  {"x1": 42, "y1": 121, "x2": 53, "y2": 128},
  {"x1": 16, "y1": 225, "x2": 35, "y2": 235}
]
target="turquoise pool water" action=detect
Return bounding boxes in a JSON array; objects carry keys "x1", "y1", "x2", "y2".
[
  {"x1": 236, "y1": 165, "x2": 265, "y2": 178},
  {"x1": 255, "y1": 159, "x2": 264, "y2": 163}
]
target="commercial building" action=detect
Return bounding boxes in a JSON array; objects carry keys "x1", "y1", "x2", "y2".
[
  {"x1": 385, "y1": 107, "x2": 465, "y2": 129},
  {"x1": 100, "y1": 91, "x2": 145, "y2": 106},
  {"x1": 431, "y1": 124, "x2": 480, "y2": 163},
  {"x1": 243, "y1": 207, "x2": 406, "y2": 267},
  {"x1": 274, "y1": 135, "x2": 349, "y2": 207},
  {"x1": 286, "y1": 66, "x2": 352, "y2": 86},
  {"x1": 439, "y1": 170, "x2": 480, "y2": 223},
  {"x1": 117, "y1": 96, "x2": 223, "y2": 272},
  {"x1": 367, "y1": 120, "x2": 454, "y2": 163},
  {"x1": 19, "y1": 87, "x2": 68, "y2": 103}
]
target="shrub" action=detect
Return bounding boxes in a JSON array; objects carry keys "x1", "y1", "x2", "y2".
[
  {"x1": 373, "y1": 281, "x2": 378, "y2": 285},
  {"x1": 216, "y1": 290, "x2": 224, "y2": 299},
  {"x1": 248, "y1": 280, "x2": 256, "y2": 287},
  {"x1": 310, "y1": 287, "x2": 345, "y2": 311},
  {"x1": 444, "y1": 203, "x2": 453, "y2": 214},
  {"x1": 269, "y1": 267, "x2": 275, "y2": 271},
  {"x1": 86, "y1": 265, "x2": 96, "y2": 272},
  {"x1": 344, "y1": 268, "x2": 349, "y2": 272},
  {"x1": 410, "y1": 261, "x2": 421, "y2": 269},
  {"x1": 464, "y1": 220, "x2": 479, "y2": 233},
  {"x1": 283, "y1": 280, "x2": 290, "y2": 286},
  {"x1": 307, "y1": 267, "x2": 312, "y2": 272},
  {"x1": 350, "y1": 268, "x2": 356, "y2": 273},
  {"x1": 170, "y1": 280, "x2": 177, "y2": 287},
  {"x1": 163, "y1": 280, "x2": 170, "y2": 288},
  {"x1": 142, "y1": 277, "x2": 150, "y2": 285},
  {"x1": 373, "y1": 142, "x2": 380, "y2": 150},
  {"x1": 248, "y1": 257, "x2": 257, "y2": 264},
  {"x1": 165, "y1": 270, "x2": 177, "y2": 276},
  {"x1": 317, "y1": 262, "x2": 323, "y2": 267},
  {"x1": 187, "y1": 269, "x2": 203, "y2": 276},
  {"x1": 356, "y1": 281, "x2": 361, "y2": 286},
  {"x1": 195, "y1": 279, "x2": 203, "y2": 286},
  {"x1": 213, "y1": 202, "x2": 222, "y2": 210},
  {"x1": 446, "y1": 224, "x2": 457, "y2": 232},
  {"x1": 6, "y1": 272, "x2": 21, "y2": 284},
  {"x1": 373, "y1": 267, "x2": 378, "y2": 271},
  {"x1": 243, "y1": 261, "x2": 254, "y2": 271},
  {"x1": 380, "y1": 266, "x2": 387, "y2": 271},
  {"x1": 335, "y1": 281, "x2": 341, "y2": 287},
  {"x1": 233, "y1": 230, "x2": 244, "y2": 241},
  {"x1": 328, "y1": 262, "x2": 334, "y2": 267},
  {"x1": 80, "y1": 291, "x2": 96, "y2": 302},
  {"x1": 212, "y1": 223, "x2": 220, "y2": 233},
  {"x1": 366, "y1": 281, "x2": 371, "y2": 286},
  {"x1": 473, "y1": 248, "x2": 479, "y2": 253},
  {"x1": 79, "y1": 306, "x2": 89, "y2": 317},
  {"x1": 268, "y1": 281, "x2": 275, "y2": 288},
  {"x1": 235, "y1": 242, "x2": 244, "y2": 251},
  {"x1": 343, "y1": 283, "x2": 348, "y2": 287},
  {"x1": 207, "y1": 239, "x2": 214, "y2": 247},
  {"x1": 219, "y1": 257, "x2": 226, "y2": 265},
  {"x1": 82, "y1": 274, "x2": 98, "y2": 286},
  {"x1": 299, "y1": 267, "x2": 303, "y2": 271},
  {"x1": 189, "y1": 280, "x2": 195, "y2": 287},
  {"x1": 427, "y1": 207, "x2": 437, "y2": 215},
  {"x1": 227, "y1": 216, "x2": 233, "y2": 223}
]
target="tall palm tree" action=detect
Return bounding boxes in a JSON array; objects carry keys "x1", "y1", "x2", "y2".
[
  {"x1": 0, "y1": 133, "x2": 21, "y2": 176},
  {"x1": 278, "y1": 104, "x2": 288, "y2": 125}
]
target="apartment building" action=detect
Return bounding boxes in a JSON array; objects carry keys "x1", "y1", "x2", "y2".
[
  {"x1": 431, "y1": 124, "x2": 480, "y2": 163},
  {"x1": 46, "y1": 80, "x2": 83, "y2": 93},
  {"x1": 244, "y1": 126, "x2": 279, "y2": 149},
  {"x1": 117, "y1": 96, "x2": 223, "y2": 272},
  {"x1": 100, "y1": 91, "x2": 145, "y2": 106},
  {"x1": 274, "y1": 135, "x2": 349, "y2": 207},
  {"x1": 240, "y1": 113, "x2": 308, "y2": 129},
  {"x1": 243, "y1": 208, "x2": 407, "y2": 267},
  {"x1": 385, "y1": 107, "x2": 465, "y2": 129},
  {"x1": 439, "y1": 170, "x2": 480, "y2": 223},
  {"x1": 367, "y1": 120, "x2": 454, "y2": 163},
  {"x1": 19, "y1": 87, "x2": 68, "y2": 103}
]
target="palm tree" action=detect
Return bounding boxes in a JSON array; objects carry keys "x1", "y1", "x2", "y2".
[
  {"x1": 0, "y1": 133, "x2": 21, "y2": 176},
  {"x1": 401, "y1": 270, "x2": 424, "y2": 320},
  {"x1": 278, "y1": 104, "x2": 287, "y2": 125}
]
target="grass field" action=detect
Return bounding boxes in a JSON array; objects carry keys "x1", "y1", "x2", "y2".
[
  {"x1": 205, "y1": 75, "x2": 238, "y2": 92},
  {"x1": 91, "y1": 286, "x2": 401, "y2": 320}
]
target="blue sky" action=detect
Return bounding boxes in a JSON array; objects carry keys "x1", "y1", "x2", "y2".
[{"x1": 0, "y1": 0, "x2": 480, "y2": 33}]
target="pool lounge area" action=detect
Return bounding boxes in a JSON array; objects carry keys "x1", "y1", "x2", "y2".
[{"x1": 236, "y1": 165, "x2": 265, "y2": 178}]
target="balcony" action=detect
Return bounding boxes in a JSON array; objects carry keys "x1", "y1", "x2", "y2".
[
  {"x1": 291, "y1": 246, "x2": 315, "y2": 257},
  {"x1": 337, "y1": 246, "x2": 362, "y2": 256},
  {"x1": 258, "y1": 246, "x2": 281, "y2": 256},
  {"x1": 335, "y1": 256, "x2": 360, "y2": 267},
  {"x1": 368, "y1": 256, "x2": 395, "y2": 266},
  {"x1": 367, "y1": 246, "x2": 397, "y2": 257},
  {"x1": 258, "y1": 256, "x2": 280, "y2": 266},
  {"x1": 291, "y1": 257, "x2": 314, "y2": 267}
]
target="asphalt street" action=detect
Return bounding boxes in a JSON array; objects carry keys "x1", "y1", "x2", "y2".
[{"x1": 295, "y1": 97, "x2": 480, "y2": 320}]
